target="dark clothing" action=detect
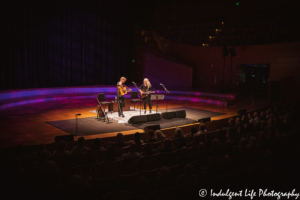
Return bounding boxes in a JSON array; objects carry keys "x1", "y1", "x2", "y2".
[
  {"x1": 176, "y1": 174, "x2": 198, "y2": 184},
  {"x1": 113, "y1": 141, "x2": 129, "y2": 148},
  {"x1": 139, "y1": 84, "x2": 152, "y2": 92},
  {"x1": 171, "y1": 136, "x2": 186, "y2": 149},
  {"x1": 118, "y1": 95, "x2": 125, "y2": 107},
  {"x1": 144, "y1": 138, "x2": 158, "y2": 143},
  {"x1": 117, "y1": 82, "x2": 125, "y2": 116},
  {"x1": 139, "y1": 84, "x2": 152, "y2": 110},
  {"x1": 118, "y1": 95, "x2": 125, "y2": 116},
  {"x1": 143, "y1": 95, "x2": 152, "y2": 110}
]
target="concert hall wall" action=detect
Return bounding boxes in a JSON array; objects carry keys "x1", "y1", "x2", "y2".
[
  {"x1": 0, "y1": 0, "x2": 134, "y2": 90},
  {"x1": 155, "y1": 36, "x2": 300, "y2": 100},
  {"x1": 130, "y1": 45, "x2": 193, "y2": 89}
]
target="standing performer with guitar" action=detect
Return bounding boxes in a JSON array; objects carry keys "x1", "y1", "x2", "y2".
[
  {"x1": 117, "y1": 77, "x2": 131, "y2": 117},
  {"x1": 139, "y1": 78, "x2": 154, "y2": 114}
]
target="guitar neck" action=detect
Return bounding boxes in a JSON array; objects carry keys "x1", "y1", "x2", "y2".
[{"x1": 143, "y1": 91, "x2": 155, "y2": 94}]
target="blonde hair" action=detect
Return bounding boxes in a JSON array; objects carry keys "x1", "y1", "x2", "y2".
[
  {"x1": 144, "y1": 78, "x2": 151, "y2": 88},
  {"x1": 175, "y1": 127, "x2": 183, "y2": 137},
  {"x1": 155, "y1": 130, "x2": 165, "y2": 141},
  {"x1": 118, "y1": 77, "x2": 126, "y2": 86}
]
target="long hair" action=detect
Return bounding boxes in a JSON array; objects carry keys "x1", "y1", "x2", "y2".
[
  {"x1": 144, "y1": 78, "x2": 151, "y2": 88},
  {"x1": 155, "y1": 130, "x2": 165, "y2": 141}
]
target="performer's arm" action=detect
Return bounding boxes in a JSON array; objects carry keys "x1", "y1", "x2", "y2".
[
  {"x1": 139, "y1": 84, "x2": 143, "y2": 92},
  {"x1": 117, "y1": 82, "x2": 122, "y2": 98},
  {"x1": 117, "y1": 82, "x2": 125, "y2": 93}
]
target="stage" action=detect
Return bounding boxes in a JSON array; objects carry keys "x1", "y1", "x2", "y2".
[
  {"x1": 0, "y1": 86, "x2": 268, "y2": 148},
  {"x1": 45, "y1": 107, "x2": 224, "y2": 136}
]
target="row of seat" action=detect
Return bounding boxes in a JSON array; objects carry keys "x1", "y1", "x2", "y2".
[
  {"x1": 54, "y1": 152, "x2": 275, "y2": 199},
  {"x1": 55, "y1": 150, "x2": 183, "y2": 176},
  {"x1": 54, "y1": 136, "x2": 273, "y2": 181},
  {"x1": 16, "y1": 155, "x2": 283, "y2": 200}
]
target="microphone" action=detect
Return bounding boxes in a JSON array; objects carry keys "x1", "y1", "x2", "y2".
[{"x1": 76, "y1": 114, "x2": 81, "y2": 116}]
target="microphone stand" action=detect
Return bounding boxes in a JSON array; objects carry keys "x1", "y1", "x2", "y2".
[
  {"x1": 151, "y1": 94, "x2": 161, "y2": 113},
  {"x1": 160, "y1": 83, "x2": 170, "y2": 112},
  {"x1": 132, "y1": 82, "x2": 142, "y2": 115},
  {"x1": 75, "y1": 114, "x2": 81, "y2": 136}
]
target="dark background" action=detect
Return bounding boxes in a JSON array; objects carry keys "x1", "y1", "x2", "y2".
[
  {"x1": 2, "y1": 0, "x2": 299, "y2": 94},
  {"x1": 238, "y1": 64, "x2": 270, "y2": 97},
  {"x1": 0, "y1": 0, "x2": 158, "y2": 90}
]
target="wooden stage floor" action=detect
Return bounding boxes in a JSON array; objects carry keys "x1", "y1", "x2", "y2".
[{"x1": 0, "y1": 98, "x2": 269, "y2": 148}]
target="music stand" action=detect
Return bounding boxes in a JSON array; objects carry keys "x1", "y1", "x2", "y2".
[{"x1": 151, "y1": 94, "x2": 164, "y2": 113}]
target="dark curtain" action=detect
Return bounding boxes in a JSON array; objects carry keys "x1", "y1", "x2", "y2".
[{"x1": 0, "y1": 0, "x2": 134, "y2": 89}]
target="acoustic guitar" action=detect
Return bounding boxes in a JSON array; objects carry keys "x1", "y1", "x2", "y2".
[
  {"x1": 96, "y1": 104, "x2": 105, "y2": 118},
  {"x1": 140, "y1": 90, "x2": 155, "y2": 98},
  {"x1": 94, "y1": 94, "x2": 105, "y2": 118},
  {"x1": 118, "y1": 84, "x2": 132, "y2": 96}
]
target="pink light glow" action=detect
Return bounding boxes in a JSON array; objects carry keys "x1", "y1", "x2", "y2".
[{"x1": 0, "y1": 86, "x2": 233, "y2": 109}]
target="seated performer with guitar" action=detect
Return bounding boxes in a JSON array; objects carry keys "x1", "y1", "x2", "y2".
[
  {"x1": 139, "y1": 78, "x2": 155, "y2": 114},
  {"x1": 117, "y1": 77, "x2": 131, "y2": 117}
]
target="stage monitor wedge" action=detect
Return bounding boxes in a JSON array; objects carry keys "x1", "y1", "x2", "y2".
[
  {"x1": 161, "y1": 111, "x2": 176, "y2": 119},
  {"x1": 128, "y1": 115, "x2": 148, "y2": 124},
  {"x1": 147, "y1": 113, "x2": 161, "y2": 121},
  {"x1": 144, "y1": 124, "x2": 161, "y2": 133},
  {"x1": 198, "y1": 117, "x2": 211, "y2": 123},
  {"x1": 175, "y1": 110, "x2": 186, "y2": 118},
  {"x1": 55, "y1": 135, "x2": 74, "y2": 143}
]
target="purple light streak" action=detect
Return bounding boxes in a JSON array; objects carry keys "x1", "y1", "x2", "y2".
[{"x1": 0, "y1": 86, "x2": 232, "y2": 109}]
